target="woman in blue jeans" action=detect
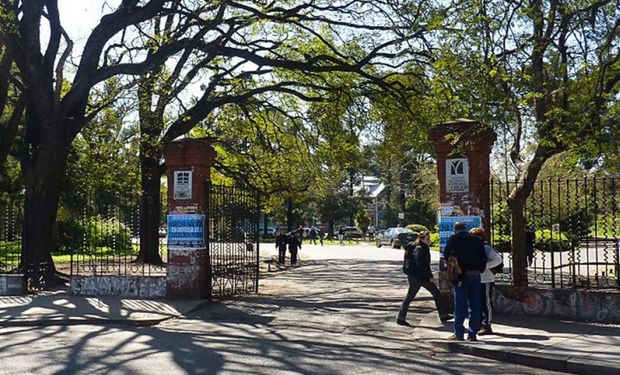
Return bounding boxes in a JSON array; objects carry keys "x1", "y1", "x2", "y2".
[{"x1": 397, "y1": 232, "x2": 452, "y2": 326}]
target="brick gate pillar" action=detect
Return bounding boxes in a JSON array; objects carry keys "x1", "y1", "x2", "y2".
[
  {"x1": 429, "y1": 119, "x2": 496, "y2": 306},
  {"x1": 163, "y1": 138, "x2": 216, "y2": 299}
]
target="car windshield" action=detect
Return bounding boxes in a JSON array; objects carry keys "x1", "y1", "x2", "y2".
[{"x1": 393, "y1": 228, "x2": 412, "y2": 233}]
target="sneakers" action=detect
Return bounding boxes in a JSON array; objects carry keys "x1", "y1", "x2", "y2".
[
  {"x1": 440, "y1": 314, "x2": 454, "y2": 323},
  {"x1": 447, "y1": 334, "x2": 464, "y2": 341},
  {"x1": 467, "y1": 335, "x2": 478, "y2": 342},
  {"x1": 396, "y1": 319, "x2": 411, "y2": 326},
  {"x1": 478, "y1": 325, "x2": 493, "y2": 335}
]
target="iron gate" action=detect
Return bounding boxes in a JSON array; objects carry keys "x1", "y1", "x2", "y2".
[
  {"x1": 207, "y1": 183, "x2": 260, "y2": 297},
  {"x1": 490, "y1": 177, "x2": 619, "y2": 289}
]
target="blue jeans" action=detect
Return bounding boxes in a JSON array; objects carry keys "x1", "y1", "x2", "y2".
[{"x1": 453, "y1": 274, "x2": 482, "y2": 338}]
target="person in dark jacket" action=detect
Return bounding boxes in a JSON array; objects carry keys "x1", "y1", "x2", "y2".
[
  {"x1": 443, "y1": 222, "x2": 487, "y2": 341},
  {"x1": 275, "y1": 229, "x2": 288, "y2": 264},
  {"x1": 397, "y1": 232, "x2": 453, "y2": 326},
  {"x1": 288, "y1": 234, "x2": 301, "y2": 266}
]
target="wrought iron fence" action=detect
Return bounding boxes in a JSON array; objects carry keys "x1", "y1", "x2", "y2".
[
  {"x1": 0, "y1": 195, "x2": 22, "y2": 274},
  {"x1": 208, "y1": 183, "x2": 260, "y2": 297},
  {"x1": 68, "y1": 193, "x2": 167, "y2": 276},
  {"x1": 490, "y1": 177, "x2": 620, "y2": 289}
]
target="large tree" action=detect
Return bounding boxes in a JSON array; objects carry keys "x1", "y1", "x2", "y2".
[
  {"x1": 0, "y1": 0, "x2": 430, "y2": 277},
  {"x1": 434, "y1": 0, "x2": 619, "y2": 286}
]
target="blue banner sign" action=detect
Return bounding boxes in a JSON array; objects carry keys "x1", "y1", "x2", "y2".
[
  {"x1": 167, "y1": 214, "x2": 205, "y2": 247},
  {"x1": 438, "y1": 215, "x2": 482, "y2": 252}
]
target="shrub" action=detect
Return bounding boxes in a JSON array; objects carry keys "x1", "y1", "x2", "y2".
[
  {"x1": 54, "y1": 216, "x2": 132, "y2": 254},
  {"x1": 534, "y1": 229, "x2": 571, "y2": 252},
  {"x1": 405, "y1": 224, "x2": 430, "y2": 234},
  {"x1": 429, "y1": 232, "x2": 440, "y2": 247}
]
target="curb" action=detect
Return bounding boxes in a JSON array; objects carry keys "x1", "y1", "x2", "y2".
[{"x1": 419, "y1": 339, "x2": 620, "y2": 375}]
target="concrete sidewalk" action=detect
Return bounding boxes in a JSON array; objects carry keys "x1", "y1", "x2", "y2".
[
  {"x1": 0, "y1": 293, "x2": 206, "y2": 326},
  {"x1": 411, "y1": 312, "x2": 620, "y2": 375}
]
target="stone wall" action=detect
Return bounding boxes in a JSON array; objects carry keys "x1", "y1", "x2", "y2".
[
  {"x1": 494, "y1": 285, "x2": 620, "y2": 323},
  {"x1": 0, "y1": 275, "x2": 25, "y2": 295},
  {"x1": 70, "y1": 276, "x2": 166, "y2": 298}
]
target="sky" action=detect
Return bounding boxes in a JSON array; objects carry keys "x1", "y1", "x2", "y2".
[{"x1": 58, "y1": 0, "x2": 114, "y2": 49}]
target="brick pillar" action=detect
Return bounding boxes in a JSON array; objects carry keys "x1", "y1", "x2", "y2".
[
  {"x1": 163, "y1": 138, "x2": 216, "y2": 299},
  {"x1": 429, "y1": 119, "x2": 496, "y2": 308}
]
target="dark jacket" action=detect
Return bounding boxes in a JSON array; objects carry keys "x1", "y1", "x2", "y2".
[
  {"x1": 275, "y1": 234, "x2": 288, "y2": 250},
  {"x1": 407, "y1": 242, "x2": 433, "y2": 280},
  {"x1": 443, "y1": 231, "x2": 487, "y2": 273},
  {"x1": 288, "y1": 235, "x2": 301, "y2": 252}
]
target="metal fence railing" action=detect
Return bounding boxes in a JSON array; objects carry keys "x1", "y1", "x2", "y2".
[
  {"x1": 0, "y1": 196, "x2": 23, "y2": 274},
  {"x1": 0, "y1": 192, "x2": 168, "y2": 278},
  {"x1": 490, "y1": 177, "x2": 620, "y2": 289},
  {"x1": 67, "y1": 194, "x2": 167, "y2": 276}
]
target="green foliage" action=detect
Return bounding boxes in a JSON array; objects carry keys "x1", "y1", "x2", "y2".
[
  {"x1": 54, "y1": 216, "x2": 132, "y2": 255},
  {"x1": 355, "y1": 210, "x2": 371, "y2": 231},
  {"x1": 405, "y1": 223, "x2": 429, "y2": 234},
  {"x1": 429, "y1": 232, "x2": 440, "y2": 248},
  {"x1": 534, "y1": 230, "x2": 571, "y2": 253}
]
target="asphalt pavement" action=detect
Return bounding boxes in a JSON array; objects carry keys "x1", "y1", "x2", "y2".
[{"x1": 0, "y1": 242, "x2": 609, "y2": 374}]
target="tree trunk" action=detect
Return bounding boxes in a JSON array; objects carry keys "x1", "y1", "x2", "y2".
[
  {"x1": 286, "y1": 198, "x2": 293, "y2": 232},
  {"x1": 20, "y1": 146, "x2": 68, "y2": 283},
  {"x1": 328, "y1": 220, "x2": 334, "y2": 240},
  {"x1": 508, "y1": 195, "x2": 528, "y2": 286},
  {"x1": 507, "y1": 145, "x2": 561, "y2": 287},
  {"x1": 136, "y1": 148, "x2": 163, "y2": 264}
]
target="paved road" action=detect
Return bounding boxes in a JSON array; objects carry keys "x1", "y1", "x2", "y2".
[{"x1": 0, "y1": 244, "x2": 561, "y2": 374}]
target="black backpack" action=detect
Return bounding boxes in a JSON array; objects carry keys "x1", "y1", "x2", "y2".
[{"x1": 402, "y1": 242, "x2": 416, "y2": 274}]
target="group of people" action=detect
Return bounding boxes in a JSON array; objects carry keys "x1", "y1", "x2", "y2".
[
  {"x1": 275, "y1": 228, "x2": 303, "y2": 266},
  {"x1": 397, "y1": 221, "x2": 502, "y2": 341}
]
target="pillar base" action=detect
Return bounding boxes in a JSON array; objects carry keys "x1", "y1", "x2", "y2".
[{"x1": 166, "y1": 247, "x2": 210, "y2": 299}]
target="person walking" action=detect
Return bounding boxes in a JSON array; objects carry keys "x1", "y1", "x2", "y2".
[
  {"x1": 309, "y1": 226, "x2": 318, "y2": 245},
  {"x1": 470, "y1": 227, "x2": 503, "y2": 335},
  {"x1": 397, "y1": 231, "x2": 453, "y2": 326},
  {"x1": 337, "y1": 226, "x2": 345, "y2": 246},
  {"x1": 368, "y1": 225, "x2": 375, "y2": 241},
  {"x1": 318, "y1": 227, "x2": 324, "y2": 246},
  {"x1": 275, "y1": 228, "x2": 288, "y2": 265},
  {"x1": 443, "y1": 222, "x2": 487, "y2": 341},
  {"x1": 288, "y1": 233, "x2": 301, "y2": 266}
]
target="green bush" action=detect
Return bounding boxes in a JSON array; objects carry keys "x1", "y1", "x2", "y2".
[
  {"x1": 534, "y1": 229, "x2": 571, "y2": 252},
  {"x1": 405, "y1": 224, "x2": 430, "y2": 234},
  {"x1": 54, "y1": 216, "x2": 132, "y2": 254},
  {"x1": 429, "y1": 232, "x2": 439, "y2": 247}
]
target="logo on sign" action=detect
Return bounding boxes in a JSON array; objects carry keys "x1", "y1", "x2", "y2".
[{"x1": 446, "y1": 158, "x2": 469, "y2": 193}]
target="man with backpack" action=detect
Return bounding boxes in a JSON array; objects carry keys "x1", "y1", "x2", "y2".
[
  {"x1": 443, "y1": 222, "x2": 487, "y2": 341},
  {"x1": 397, "y1": 232, "x2": 453, "y2": 326}
]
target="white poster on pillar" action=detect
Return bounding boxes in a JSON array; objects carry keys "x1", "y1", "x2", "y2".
[
  {"x1": 446, "y1": 158, "x2": 469, "y2": 193},
  {"x1": 173, "y1": 170, "x2": 193, "y2": 200}
]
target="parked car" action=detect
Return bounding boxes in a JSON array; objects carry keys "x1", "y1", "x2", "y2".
[
  {"x1": 262, "y1": 227, "x2": 277, "y2": 239},
  {"x1": 376, "y1": 227, "x2": 416, "y2": 249},
  {"x1": 343, "y1": 226, "x2": 363, "y2": 239}
]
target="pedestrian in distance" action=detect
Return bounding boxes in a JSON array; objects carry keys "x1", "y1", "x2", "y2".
[
  {"x1": 337, "y1": 226, "x2": 345, "y2": 246},
  {"x1": 309, "y1": 226, "x2": 318, "y2": 245},
  {"x1": 318, "y1": 227, "x2": 324, "y2": 246},
  {"x1": 470, "y1": 227, "x2": 503, "y2": 335},
  {"x1": 368, "y1": 225, "x2": 375, "y2": 241},
  {"x1": 275, "y1": 228, "x2": 288, "y2": 265},
  {"x1": 443, "y1": 221, "x2": 487, "y2": 341},
  {"x1": 397, "y1": 231, "x2": 453, "y2": 326},
  {"x1": 296, "y1": 224, "x2": 305, "y2": 245},
  {"x1": 288, "y1": 233, "x2": 301, "y2": 266}
]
